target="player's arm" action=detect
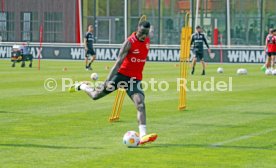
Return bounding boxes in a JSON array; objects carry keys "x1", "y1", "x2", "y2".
[
  {"x1": 264, "y1": 38, "x2": 268, "y2": 52},
  {"x1": 106, "y1": 40, "x2": 131, "y2": 82},
  {"x1": 190, "y1": 34, "x2": 194, "y2": 46},
  {"x1": 190, "y1": 34, "x2": 195, "y2": 53},
  {"x1": 84, "y1": 34, "x2": 88, "y2": 50},
  {"x1": 203, "y1": 34, "x2": 211, "y2": 53},
  {"x1": 149, "y1": 25, "x2": 154, "y2": 38}
]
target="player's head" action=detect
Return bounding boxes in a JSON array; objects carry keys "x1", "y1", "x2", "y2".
[
  {"x1": 269, "y1": 28, "x2": 273, "y2": 34},
  {"x1": 88, "y1": 25, "x2": 93, "y2": 32},
  {"x1": 272, "y1": 29, "x2": 276, "y2": 35},
  {"x1": 196, "y1": 25, "x2": 202, "y2": 33},
  {"x1": 136, "y1": 21, "x2": 150, "y2": 41}
]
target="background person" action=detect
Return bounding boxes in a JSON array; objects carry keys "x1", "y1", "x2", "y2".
[
  {"x1": 84, "y1": 25, "x2": 96, "y2": 70},
  {"x1": 190, "y1": 26, "x2": 211, "y2": 75},
  {"x1": 265, "y1": 28, "x2": 276, "y2": 69},
  {"x1": 19, "y1": 42, "x2": 33, "y2": 68}
]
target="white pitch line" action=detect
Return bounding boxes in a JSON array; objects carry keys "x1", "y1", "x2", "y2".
[{"x1": 211, "y1": 128, "x2": 276, "y2": 147}]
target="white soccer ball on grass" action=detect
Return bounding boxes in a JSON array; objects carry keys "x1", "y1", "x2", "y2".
[
  {"x1": 217, "y1": 67, "x2": 224, "y2": 73},
  {"x1": 265, "y1": 69, "x2": 272, "y2": 75},
  {"x1": 272, "y1": 69, "x2": 276, "y2": 76},
  {"x1": 90, "y1": 73, "x2": 99, "y2": 81},
  {"x1": 123, "y1": 131, "x2": 140, "y2": 147},
  {"x1": 237, "y1": 68, "x2": 247, "y2": 75}
]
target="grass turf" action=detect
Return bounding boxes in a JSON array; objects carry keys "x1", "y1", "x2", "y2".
[{"x1": 0, "y1": 59, "x2": 275, "y2": 168}]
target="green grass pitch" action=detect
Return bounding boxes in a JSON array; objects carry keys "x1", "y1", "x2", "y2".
[{"x1": 0, "y1": 59, "x2": 275, "y2": 168}]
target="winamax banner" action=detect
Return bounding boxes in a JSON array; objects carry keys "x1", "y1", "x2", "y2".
[{"x1": 0, "y1": 44, "x2": 266, "y2": 63}]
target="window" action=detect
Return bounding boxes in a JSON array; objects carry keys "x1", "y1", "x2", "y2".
[
  {"x1": 44, "y1": 12, "x2": 63, "y2": 42},
  {"x1": 21, "y1": 12, "x2": 31, "y2": 41},
  {"x1": 20, "y1": 12, "x2": 39, "y2": 42},
  {"x1": 0, "y1": 12, "x2": 7, "y2": 40},
  {"x1": 0, "y1": 12, "x2": 15, "y2": 41}
]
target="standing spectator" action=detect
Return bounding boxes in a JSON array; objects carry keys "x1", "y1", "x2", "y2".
[
  {"x1": 190, "y1": 26, "x2": 211, "y2": 75},
  {"x1": 84, "y1": 25, "x2": 96, "y2": 70}
]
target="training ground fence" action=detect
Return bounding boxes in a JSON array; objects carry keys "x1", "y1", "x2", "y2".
[{"x1": 0, "y1": 42, "x2": 266, "y2": 63}]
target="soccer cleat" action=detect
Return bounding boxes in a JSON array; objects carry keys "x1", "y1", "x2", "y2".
[
  {"x1": 85, "y1": 65, "x2": 93, "y2": 71},
  {"x1": 68, "y1": 82, "x2": 82, "y2": 93},
  {"x1": 68, "y1": 81, "x2": 91, "y2": 93},
  {"x1": 139, "y1": 133, "x2": 158, "y2": 145},
  {"x1": 201, "y1": 70, "x2": 205, "y2": 75}
]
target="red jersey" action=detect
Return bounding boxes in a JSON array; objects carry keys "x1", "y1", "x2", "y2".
[
  {"x1": 266, "y1": 34, "x2": 276, "y2": 52},
  {"x1": 118, "y1": 32, "x2": 150, "y2": 80}
]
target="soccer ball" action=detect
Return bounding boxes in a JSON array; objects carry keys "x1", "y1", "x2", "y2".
[
  {"x1": 265, "y1": 69, "x2": 272, "y2": 75},
  {"x1": 217, "y1": 67, "x2": 224, "y2": 73},
  {"x1": 272, "y1": 69, "x2": 276, "y2": 76},
  {"x1": 123, "y1": 131, "x2": 140, "y2": 147},
  {"x1": 90, "y1": 73, "x2": 98, "y2": 81},
  {"x1": 237, "y1": 68, "x2": 247, "y2": 75}
]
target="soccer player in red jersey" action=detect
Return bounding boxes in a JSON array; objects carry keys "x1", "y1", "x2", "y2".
[
  {"x1": 271, "y1": 29, "x2": 276, "y2": 69},
  {"x1": 265, "y1": 28, "x2": 276, "y2": 69},
  {"x1": 69, "y1": 20, "x2": 157, "y2": 145}
]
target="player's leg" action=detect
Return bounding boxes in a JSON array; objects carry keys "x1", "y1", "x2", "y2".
[
  {"x1": 87, "y1": 54, "x2": 96, "y2": 69},
  {"x1": 11, "y1": 60, "x2": 16, "y2": 67},
  {"x1": 29, "y1": 58, "x2": 33, "y2": 68},
  {"x1": 266, "y1": 54, "x2": 271, "y2": 69},
  {"x1": 127, "y1": 81, "x2": 157, "y2": 145},
  {"x1": 69, "y1": 80, "x2": 115, "y2": 100},
  {"x1": 27, "y1": 54, "x2": 33, "y2": 68},
  {"x1": 69, "y1": 79, "x2": 116, "y2": 100},
  {"x1": 69, "y1": 73, "x2": 126, "y2": 100},
  {"x1": 190, "y1": 49, "x2": 197, "y2": 75},
  {"x1": 198, "y1": 52, "x2": 205, "y2": 75},
  {"x1": 85, "y1": 55, "x2": 89, "y2": 69},
  {"x1": 131, "y1": 93, "x2": 146, "y2": 134},
  {"x1": 82, "y1": 82, "x2": 112, "y2": 100},
  {"x1": 266, "y1": 53, "x2": 272, "y2": 69},
  {"x1": 191, "y1": 56, "x2": 197, "y2": 75},
  {"x1": 21, "y1": 55, "x2": 26, "y2": 68},
  {"x1": 87, "y1": 50, "x2": 96, "y2": 70},
  {"x1": 21, "y1": 61, "x2": 25, "y2": 67},
  {"x1": 200, "y1": 58, "x2": 206, "y2": 75},
  {"x1": 131, "y1": 93, "x2": 146, "y2": 124},
  {"x1": 85, "y1": 49, "x2": 93, "y2": 70},
  {"x1": 271, "y1": 54, "x2": 275, "y2": 69},
  {"x1": 200, "y1": 60, "x2": 206, "y2": 75}
]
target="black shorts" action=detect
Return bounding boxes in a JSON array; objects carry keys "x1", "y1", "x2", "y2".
[
  {"x1": 101, "y1": 73, "x2": 144, "y2": 97},
  {"x1": 267, "y1": 52, "x2": 276, "y2": 57},
  {"x1": 86, "y1": 49, "x2": 96, "y2": 57},
  {"x1": 193, "y1": 50, "x2": 204, "y2": 60}
]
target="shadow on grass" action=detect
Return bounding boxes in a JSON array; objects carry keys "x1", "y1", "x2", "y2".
[
  {"x1": 242, "y1": 112, "x2": 276, "y2": 115},
  {"x1": 0, "y1": 111, "x2": 26, "y2": 114},
  {"x1": 0, "y1": 143, "x2": 103, "y2": 150},
  {"x1": 109, "y1": 120, "x2": 125, "y2": 123},
  {"x1": 140, "y1": 143, "x2": 276, "y2": 151},
  {"x1": 185, "y1": 123, "x2": 248, "y2": 128}
]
